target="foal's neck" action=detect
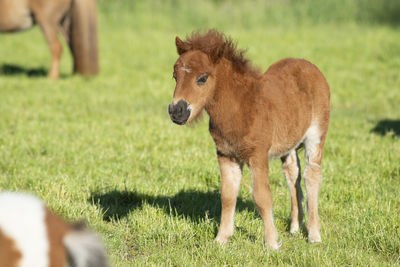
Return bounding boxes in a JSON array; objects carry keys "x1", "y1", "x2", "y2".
[{"x1": 205, "y1": 59, "x2": 258, "y2": 122}]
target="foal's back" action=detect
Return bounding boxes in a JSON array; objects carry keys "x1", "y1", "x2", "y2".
[{"x1": 255, "y1": 58, "x2": 330, "y2": 158}]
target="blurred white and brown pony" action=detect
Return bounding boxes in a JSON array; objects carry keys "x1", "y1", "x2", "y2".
[{"x1": 0, "y1": 192, "x2": 108, "y2": 267}]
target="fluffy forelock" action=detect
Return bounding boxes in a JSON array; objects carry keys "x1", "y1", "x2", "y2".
[{"x1": 182, "y1": 30, "x2": 260, "y2": 75}]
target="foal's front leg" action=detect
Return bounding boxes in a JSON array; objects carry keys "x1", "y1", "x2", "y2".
[
  {"x1": 249, "y1": 156, "x2": 280, "y2": 250},
  {"x1": 215, "y1": 155, "x2": 242, "y2": 244}
]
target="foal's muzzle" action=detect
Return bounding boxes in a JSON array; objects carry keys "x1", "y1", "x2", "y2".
[{"x1": 168, "y1": 100, "x2": 191, "y2": 125}]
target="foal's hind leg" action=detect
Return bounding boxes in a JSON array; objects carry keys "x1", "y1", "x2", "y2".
[
  {"x1": 281, "y1": 150, "x2": 303, "y2": 234},
  {"x1": 304, "y1": 129, "x2": 327, "y2": 243}
]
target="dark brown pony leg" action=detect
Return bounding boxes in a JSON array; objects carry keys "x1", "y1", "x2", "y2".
[{"x1": 37, "y1": 20, "x2": 62, "y2": 80}]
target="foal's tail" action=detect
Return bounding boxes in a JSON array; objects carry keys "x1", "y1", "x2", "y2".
[{"x1": 65, "y1": 0, "x2": 99, "y2": 76}]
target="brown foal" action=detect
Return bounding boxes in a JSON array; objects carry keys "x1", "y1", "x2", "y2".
[{"x1": 168, "y1": 30, "x2": 330, "y2": 249}]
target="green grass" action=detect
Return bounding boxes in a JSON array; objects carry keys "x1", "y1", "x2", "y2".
[{"x1": 1, "y1": 0, "x2": 400, "y2": 266}]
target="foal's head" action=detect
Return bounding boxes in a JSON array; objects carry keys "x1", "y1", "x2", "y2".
[
  {"x1": 168, "y1": 30, "x2": 254, "y2": 125},
  {"x1": 168, "y1": 38, "x2": 220, "y2": 125}
]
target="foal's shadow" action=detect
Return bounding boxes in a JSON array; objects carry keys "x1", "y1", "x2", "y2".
[
  {"x1": 371, "y1": 119, "x2": 400, "y2": 137},
  {"x1": 90, "y1": 189, "x2": 256, "y2": 223},
  {"x1": 0, "y1": 63, "x2": 47, "y2": 77}
]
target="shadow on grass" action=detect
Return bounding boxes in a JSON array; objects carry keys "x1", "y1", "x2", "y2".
[
  {"x1": 371, "y1": 119, "x2": 400, "y2": 137},
  {"x1": 90, "y1": 189, "x2": 256, "y2": 223},
  {"x1": 0, "y1": 63, "x2": 47, "y2": 77}
]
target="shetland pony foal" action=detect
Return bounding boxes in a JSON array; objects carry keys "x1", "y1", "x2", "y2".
[{"x1": 168, "y1": 30, "x2": 330, "y2": 249}]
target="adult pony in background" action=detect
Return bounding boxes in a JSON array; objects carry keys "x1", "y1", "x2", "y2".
[{"x1": 0, "y1": 0, "x2": 98, "y2": 79}]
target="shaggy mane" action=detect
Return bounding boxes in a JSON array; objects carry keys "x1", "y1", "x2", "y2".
[{"x1": 182, "y1": 30, "x2": 261, "y2": 75}]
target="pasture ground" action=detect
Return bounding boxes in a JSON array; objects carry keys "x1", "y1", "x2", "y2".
[{"x1": 0, "y1": 0, "x2": 399, "y2": 266}]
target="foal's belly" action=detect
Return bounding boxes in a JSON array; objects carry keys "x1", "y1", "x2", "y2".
[
  {"x1": 0, "y1": 0, "x2": 34, "y2": 32},
  {"x1": 268, "y1": 125, "x2": 309, "y2": 159},
  {"x1": 268, "y1": 140, "x2": 303, "y2": 159}
]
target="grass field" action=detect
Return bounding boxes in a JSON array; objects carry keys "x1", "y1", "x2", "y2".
[{"x1": 1, "y1": 0, "x2": 400, "y2": 266}]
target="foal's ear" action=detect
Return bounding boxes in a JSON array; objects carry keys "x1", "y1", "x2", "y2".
[
  {"x1": 209, "y1": 42, "x2": 225, "y2": 64},
  {"x1": 176, "y1": 36, "x2": 190, "y2": 55}
]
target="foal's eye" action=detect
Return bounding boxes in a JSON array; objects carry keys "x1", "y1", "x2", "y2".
[{"x1": 196, "y1": 75, "x2": 208, "y2": 86}]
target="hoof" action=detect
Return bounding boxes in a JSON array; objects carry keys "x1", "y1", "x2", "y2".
[
  {"x1": 48, "y1": 71, "x2": 59, "y2": 80},
  {"x1": 266, "y1": 239, "x2": 282, "y2": 250},
  {"x1": 289, "y1": 222, "x2": 300, "y2": 234},
  {"x1": 214, "y1": 235, "x2": 229, "y2": 245},
  {"x1": 308, "y1": 231, "x2": 321, "y2": 243}
]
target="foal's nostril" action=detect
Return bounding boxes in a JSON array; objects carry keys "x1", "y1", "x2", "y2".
[{"x1": 168, "y1": 103, "x2": 173, "y2": 115}]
